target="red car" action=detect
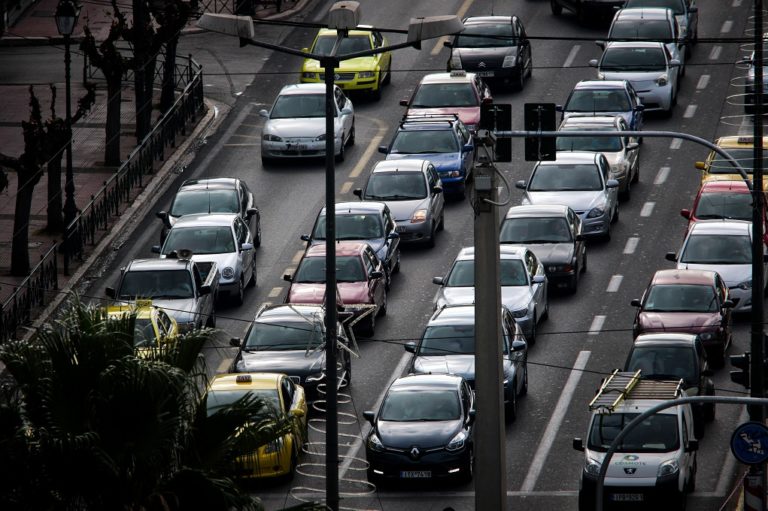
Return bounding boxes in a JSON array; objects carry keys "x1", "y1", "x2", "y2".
[
  {"x1": 284, "y1": 241, "x2": 387, "y2": 337},
  {"x1": 630, "y1": 269, "x2": 734, "y2": 367}
]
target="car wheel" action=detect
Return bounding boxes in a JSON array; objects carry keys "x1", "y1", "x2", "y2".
[
  {"x1": 505, "y1": 384, "x2": 518, "y2": 422},
  {"x1": 335, "y1": 139, "x2": 345, "y2": 162},
  {"x1": 383, "y1": 58, "x2": 392, "y2": 85},
  {"x1": 362, "y1": 313, "x2": 375, "y2": 337},
  {"x1": 541, "y1": 298, "x2": 549, "y2": 321},
  {"x1": 632, "y1": 158, "x2": 640, "y2": 183},
  {"x1": 261, "y1": 156, "x2": 273, "y2": 167},
  {"x1": 247, "y1": 260, "x2": 257, "y2": 288},
  {"x1": 393, "y1": 249, "x2": 401, "y2": 274},
  {"x1": 704, "y1": 401, "x2": 716, "y2": 422},
  {"x1": 568, "y1": 272, "x2": 579, "y2": 294},
  {"x1": 232, "y1": 277, "x2": 245, "y2": 306},
  {"x1": 693, "y1": 414, "x2": 705, "y2": 440},
  {"x1": 620, "y1": 177, "x2": 631, "y2": 202},
  {"x1": 378, "y1": 290, "x2": 387, "y2": 317},
  {"x1": 551, "y1": 0, "x2": 562, "y2": 15},
  {"x1": 348, "y1": 123, "x2": 355, "y2": 146},
  {"x1": 206, "y1": 309, "x2": 216, "y2": 328},
  {"x1": 686, "y1": 459, "x2": 697, "y2": 493},
  {"x1": 254, "y1": 219, "x2": 262, "y2": 248},
  {"x1": 284, "y1": 449, "x2": 298, "y2": 483},
  {"x1": 460, "y1": 448, "x2": 474, "y2": 483},
  {"x1": 514, "y1": 66, "x2": 525, "y2": 91},
  {"x1": 520, "y1": 361, "x2": 529, "y2": 396},
  {"x1": 437, "y1": 211, "x2": 445, "y2": 231},
  {"x1": 426, "y1": 221, "x2": 437, "y2": 248},
  {"x1": 611, "y1": 205, "x2": 619, "y2": 224},
  {"x1": 528, "y1": 317, "x2": 536, "y2": 346}
]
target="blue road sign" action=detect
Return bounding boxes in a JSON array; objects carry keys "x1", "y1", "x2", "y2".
[{"x1": 731, "y1": 421, "x2": 768, "y2": 465}]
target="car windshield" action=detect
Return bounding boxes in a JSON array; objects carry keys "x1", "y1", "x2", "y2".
[
  {"x1": 245, "y1": 321, "x2": 323, "y2": 350},
  {"x1": 270, "y1": 93, "x2": 328, "y2": 119},
  {"x1": 411, "y1": 83, "x2": 479, "y2": 108},
  {"x1": 390, "y1": 130, "x2": 460, "y2": 154},
  {"x1": 119, "y1": 270, "x2": 194, "y2": 300},
  {"x1": 500, "y1": 216, "x2": 573, "y2": 243},
  {"x1": 379, "y1": 389, "x2": 461, "y2": 421},
  {"x1": 624, "y1": 0, "x2": 685, "y2": 15},
  {"x1": 312, "y1": 214, "x2": 384, "y2": 240},
  {"x1": 364, "y1": 172, "x2": 427, "y2": 200},
  {"x1": 162, "y1": 226, "x2": 235, "y2": 255},
  {"x1": 588, "y1": 413, "x2": 680, "y2": 452},
  {"x1": 556, "y1": 134, "x2": 623, "y2": 152},
  {"x1": 205, "y1": 389, "x2": 280, "y2": 417},
  {"x1": 133, "y1": 318, "x2": 158, "y2": 347},
  {"x1": 643, "y1": 284, "x2": 719, "y2": 312},
  {"x1": 601, "y1": 47, "x2": 667, "y2": 72},
  {"x1": 455, "y1": 23, "x2": 516, "y2": 48},
  {"x1": 610, "y1": 21, "x2": 673, "y2": 41},
  {"x1": 566, "y1": 90, "x2": 631, "y2": 112},
  {"x1": 707, "y1": 148, "x2": 768, "y2": 174},
  {"x1": 170, "y1": 189, "x2": 239, "y2": 217},
  {"x1": 294, "y1": 255, "x2": 365, "y2": 283},
  {"x1": 626, "y1": 346, "x2": 698, "y2": 385},
  {"x1": 528, "y1": 164, "x2": 603, "y2": 191},
  {"x1": 419, "y1": 324, "x2": 475, "y2": 355},
  {"x1": 680, "y1": 233, "x2": 752, "y2": 264},
  {"x1": 694, "y1": 192, "x2": 752, "y2": 220},
  {"x1": 446, "y1": 259, "x2": 527, "y2": 287},
  {"x1": 312, "y1": 34, "x2": 371, "y2": 55}
]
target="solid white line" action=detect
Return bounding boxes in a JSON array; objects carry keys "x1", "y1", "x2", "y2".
[
  {"x1": 684, "y1": 105, "x2": 697, "y2": 118},
  {"x1": 721, "y1": 20, "x2": 733, "y2": 33},
  {"x1": 268, "y1": 287, "x2": 282, "y2": 298},
  {"x1": 563, "y1": 45, "x2": 581, "y2": 68},
  {"x1": 654, "y1": 166, "x2": 670, "y2": 184},
  {"x1": 292, "y1": 250, "x2": 304, "y2": 264},
  {"x1": 670, "y1": 138, "x2": 682, "y2": 150},
  {"x1": 624, "y1": 237, "x2": 639, "y2": 254},
  {"x1": 710, "y1": 46, "x2": 722, "y2": 60},
  {"x1": 521, "y1": 351, "x2": 591, "y2": 492},
  {"x1": 697, "y1": 75, "x2": 710, "y2": 90},
  {"x1": 430, "y1": 0, "x2": 475, "y2": 55},
  {"x1": 588, "y1": 316, "x2": 605, "y2": 335},
  {"x1": 606, "y1": 275, "x2": 623, "y2": 293},
  {"x1": 339, "y1": 352, "x2": 412, "y2": 478},
  {"x1": 640, "y1": 202, "x2": 655, "y2": 217}
]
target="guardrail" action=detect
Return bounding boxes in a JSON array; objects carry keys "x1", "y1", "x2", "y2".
[
  {"x1": 63, "y1": 55, "x2": 204, "y2": 274},
  {"x1": 0, "y1": 243, "x2": 59, "y2": 342}
]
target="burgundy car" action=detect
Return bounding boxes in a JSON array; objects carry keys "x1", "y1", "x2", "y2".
[
  {"x1": 630, "y1": 269, "x2": 734, "y2": 367},
  {"x1": 284, "y1": 241, "x2": 387, "y2": 337}
]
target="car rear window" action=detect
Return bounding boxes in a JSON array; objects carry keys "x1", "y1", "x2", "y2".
[
  {"x1": 681, "y1": 233, "x2": 752, "y2": 264},
  {"x1": 206, "y1": 389, "x2": 280, "y2": 417},
  {"x1": 556, "y1": 133, "x2": 623, "y2": 152},
  {"x1": 626, "y1": 346, "x2": 698, "y2": 385},
  {"x1": 529, "y1": 164, "x2": 603, "y2": 191},
  {"x1": 365, "y1": 172, "x2": 427, "y2": 200},
  {"x1": 170, "y1": 189, "x2": 239, "y2": 217},
  {"x1": 566, "y1": 90, "x2": 630, "y2": 112},
  {"x1": 162, "y1": 226, "x2": 235, "y2": 255},
  {"x1": 313, "y1": 214, "x2": 384, "y2": 240},
  {"x1": 694, "y1": 192, "x2": 752, "y2": 221},
  {"x1": 391, "y1": 130, "x2": 460, "y2": 154},
  {"x1": 601, "y1": 47, "x2": 667, "y2": 72},
  {"x1": 610, "y1": 20, "x2": 672, "y2": 41},
  {"x1": 644, "y1": 284, "x2": 718, "y2": 312},
  {"x1": 245, "y1": 321, "x2": 323, "y2": 350},
  {"x1": 411, "y1": 83, "x2": 478, "y2": 108},
  {"x1": 500, "y1": 216, "x2": 573, "y2": 243}
]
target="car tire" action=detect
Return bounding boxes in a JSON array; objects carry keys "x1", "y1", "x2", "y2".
[
  {"x1": 551, "y1": 0, "x2": 562, "y2": 15},
  {"x1": 505, "y1": 384, "x2": 518, "y2": 422},
  {"x1": 704, "y1": 402, "x2": 716, "y2": 422},
  {"x1": 686, "y1": 460, "x2": 697, "y2": 493},
  {"x1": 437, "y1": 211, "x2": 445, "y2": 231},
  {"x1": 336, "y1": 140, "x2": 345, "y2": 162},
  {"x1": 693, "y1": 415, "x2": 705, "y2": 440},
  {"x1": 460, "y1": 449, "x2": 474, "y2": 483},
  {"x1": 528, "y1": 317, "x2": 536, "y2": 346},
  {"x1": 426, "y1": 221, "x2": 437, "y2": 248},
  {"x1": 520, "y1": 361, "x2": 528, "y2": 396},
  {"x1": 359, "y1": 312, "x2": 375, "y2": 337},
  {"x1": 632, "y1": 158, "x2": 640, "y2": 183},
  {"x1": 247, "y1": 260, "x2": 257, "y2": 288},
  {"x1": 393, "y1": 249, "x2": 401, "y2": 274},
  {"x1": 348, "y1": 123, "x2": 355, "y2": 146},
  {"x1": 206, "y1": 309, "x2": 216, "y2": 328},
  {"x1": 581, "y1": 251, "x2": 588, "y2": 273},
  {"x1": 541, "y1": 299, "x2": 549, "y2": 322},
  {"x1": 514, "y1": 66, "x2": 525, "y2": 91},
  {"x1": 378, "y1": 291, "x2": 387, "y2": 317},
  {"x1": 568, "y1": 271, "x2": 579, "y2": 294},
  {"x1": 620, "y1": 177, "x2": 631, "y2": 202},
  {"x1": 232, "y1": 278, "x2": 245, "y2": 306},
  {"x1": 372, "y1": 83, "x2": 382, "y2": 101},
  {"x1": 383, "y1": 58, "x2": 392, "y2": 85}
]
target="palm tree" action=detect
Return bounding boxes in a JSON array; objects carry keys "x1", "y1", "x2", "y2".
[{"x1": 0, "y1": 297, "x2": 302, "y2": 510}]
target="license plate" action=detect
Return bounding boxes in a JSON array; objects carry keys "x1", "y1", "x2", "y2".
[
  {"x1": 476, "y1": 71, "x2": 494, "y2": 77},
  {"x1": 400, "y1": 470, "x2": 431, "y2": 478},
  {"x1": 610, "y1": 493, "x2": 644, "y2": 502},
  {"x1": 396, "y1": 226, "x2": 407, "y2": 233},
  {"x1": 286, "y1": 144, "x2": 308, "y2": 151}
]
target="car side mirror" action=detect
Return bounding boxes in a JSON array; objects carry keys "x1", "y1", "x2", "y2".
[
  {"x1": 631, "y1": 298, "x2": 641, "y2": 307},
  {"x1": 687, "y1": 440, "x2": 699, "y2": 452},
  {"x1": 432, "y1": 276, "x2": 444, "y2": 285},
  {"x1": 555, "y1": 104, "x2": 563, "y2": 112},
  {"x1": 388, "y1": 232, "x2": 400, "y2": 240},
  {"x1": 106, "y1": 287, "x2": 116, "y2": 299},
  {"x1": 689, "y1": 6, "x2": 697, "y2": 12},
  {"x1": 405, "y1": 341, "x2": 416, "y2": 353},
  {"x1": 156, "y1": 210, "x2": 171, "y2": 228},
  {"x1": 670, "y1": 59, "x2": 681, "y2": 67},
  {"x1": 370, "y1": 271, "x2": 384, "y2": 279},
  {"x1": 626, "y1": 142, "x2": 639, "y2": 151},
  {"x1": 151, "y1": 245, "x2": 161, "y2": 254},
  {"x1": 467, "y1": 409, "x2": 476, "y2": 424},
  {"x1": 378, "y1": 145, "x2": 388, "y2": 154},
  {"x1": 200, "y1": 284, "x2": 211, "y2": 296},
  {"x1": 635, "y1": 104, "x2": 645, "y2": 111},
  {"x1": 241, "y1": 243, "x2": 254, "y2": 251},
  {"x1": 694, "y1": 161, "x2": 706, "y2": 170},
  {"x1": 399, "y1": 99, "x2": 410, "y2": 107},
  {"x1": 443, "y1": 40, "x2": 453, "y2": 48},
  {"x1": 246, "y1": 208, "x2": 258, "y2": 218},
  {"x1": 258, "y1": 109, "x2": 269, "y2": 118},
  {"x1": 532, "y1": 275, "x2": 546, "y2": 284},
  {"x1": 230, "y1": 337, "x2": 241, "y2": 347},
  {"x1": 575, "y1": 234, "x2": 585, "y2": 241},
  {"x1": 723, "y1": 299, "x2": 735, "y2": 309},
  {"x1": 595, "y1": 40, "x2": 605, "y2": 49},
  {"x1": 511, "y1": 339, "x2": 527, "y2": 352},
  {"x1": 341, "y1": 107, "x2": 353, "y2": 115},
  {"x1": 300, "y1": 234, "x2": 310, "y2": 242},
  {"x1": 680, "y1": 209, "x2": 691, "y2": 219},
  {"x1": 353, "y1": 188, "x2": 363, "y2": 198},
  {"x1": 462, "y1": 144, "x2": 474, "y2": 153},
  {"x1": 665, "y1": 251, "x2": 678, "y2": 262},
  {"x1": 283, "y1": 273, "x2": 293, "y2": 282},
  {"x1": 481, "y1": 97, "x2": 493, "y2": 105},
  {"x1": 432, "y1": 185, "x2": 443, "y2": 195},
  {"x1": 763, "y1": 254, "x2": 768, "y2": 262},
  {"x1": 606, "y1": 179, "x2": 620, "y2": 189},
  {"x1": 573, "y1": 438, "x2": 584, "y2": 452},
  {"x1": 363, "y1": 410, "x2": 376, "y2": 425},
  {"x1": 515, "y1": 180, "x2": 527, "y2": 190},
  {"x1": 588, "y1": 59, "x2": 598, "y2": 67},
  {"x1": 290, "y1": 408, "x2": 306, "y2": 419}
]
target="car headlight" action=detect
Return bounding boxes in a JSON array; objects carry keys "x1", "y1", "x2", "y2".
[
  {"x1": 411, "y1": 209, "x2": 427, "y2": 224},
  {"x1": 585, "y1": 457, "x2": 602, "y2": 477},
  {"x1": 264, "y1": 437, "x2": 284, "y2": 454},
  {"x1": 368, "y1": 433, "x2": 385, "y2": 452},
  {"x1": 502, "y1": 55, "x2": 516, "y2": 68},
  {"x1": 263, "y1": 133, "x2": 282, "y2": 142},
  {"x1": 657, "y1": 74, "x2": 669, "y2": 86},
  {"x1": 464, "y1": 124, "x2": 477, "y2": 132},
  {"x1": 358, "y1": 71, "x2": 375, "y2": 78},
  {"x1": 450, "y1": 54, "x2": 462, "y2": 70},
  {"x1": 657, "y1": 459, "x2": 679, "y2": 478},
  {"x1": 315, "y1": 133, "x2": 326, "y2": 142},
  {"x1": 177, "y1": 320, "x2": 196, "y2": 332},
  {"x1": 737, "y1": 279, "x2": 753, "y2": 290},
  {"x1": 444, "y1": 170, "x2": 460, "y2": 177},
  {"x1": 222, "y1": 266, "x2": 235, "y2": 280},
  {"x1": 511, "y1": 308, "x2": 528, "y2": 319},
  {"x1": 699, "y1": 332, "x2": 714, "y2": 341},
  {"x1": 587, "y1": 207, "x2": 605, "y2": 219},
  {"x1": 302, "y1": 72, "x2": 317, "y2": 79},
  {"x1": 446, "y1": 430, "x2": 468, "y2": 452}
]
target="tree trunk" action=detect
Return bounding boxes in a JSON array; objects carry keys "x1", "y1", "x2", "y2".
[
  {"x1": 11, "y1": 167, "x2": 35, "y2": 275},
  {"x1": 105, "y1": 77, "x2": 122, "y2": 166},
  {"x1": 46, "y1": 146, "x2": 64, "y2": 232},
  {"x1": 160, "y1": 38, "x2": 177, "y2": 113}
]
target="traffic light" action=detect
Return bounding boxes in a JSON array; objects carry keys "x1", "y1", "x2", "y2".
[
  {"x1": 524, "y1": 103, "x2": 556, "y2": 161},
  {"x1": 480, "y1": 103, "x2": 512, "y2": 162},
  {"x1": 730, "y1": 351, "x2": 751, "y2": 389}
]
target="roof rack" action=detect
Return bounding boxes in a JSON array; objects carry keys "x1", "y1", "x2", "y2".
[
  {"x1": 589, "y1": 370, "x2": 684, "y2": 414},
  {"x1": 401, "y1": 113, "x2": 460, "y2": 126}
]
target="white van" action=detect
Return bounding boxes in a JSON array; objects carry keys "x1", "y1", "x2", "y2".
[{"x1": 573, "y1": 371, "x2": 698, "y2": 510}]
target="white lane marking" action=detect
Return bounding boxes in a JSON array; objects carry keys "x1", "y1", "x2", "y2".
[
  {"x1": 588, "y1": 316, "x2": 605, "y2": 335},
  {"x1": 222, "y1": 143, "x2": 259, "y2": 147},
  {"x1": 292, "y1": 250, "x2": 304, "y2": 264},
  {"x1": 670, "y1": 138, "x2": 682, "y2": 150},
  {"x1": 654, "y1": 166, "x2": 670, "y2": 184},
  {"x1": 430, "y1": 0, "x2": 475, "y2": 55},
  {"x1": 229, "y1": 133, "x2": 260, "y2": 139},
  {"x1": 697, "y1": 74, "x2": 710, "y2": 90},
  {"x1": 350, "y1": 133, "x2": 384, "y2": 178},
  {"x1": 606, "y1": 275, "x2": 623, "y2": 293},
  {"x1": 640, "y1": 202, "x2": 655, "y2": 217},
  {"x1": 563, "y1": 45, "x2": 581, "y2": 68},
  {"x1": 217, "y1": 357, "x2": 231, "y2": 373},
  {"x1": 684, "y1": 105, "x2": 697, "y2": 118},
  {"x1": 339, "y1": 352, "x2": 413, "y2": 478},
  {"x1": 721, "y1": 20, "x2": 733, "y2": 33},
  {"x1": 521, "y1": 351, "x2": 591, "y2": 492},
  {"x1": 733, "y1": 0, "x2": 742, "y2": 5},
  {"x1": 624, "y1": 237, "x2": 639, "y2": 254},
  {"x1": 268, "y1": 287, "x2": 282, "y2": 298},
  {"x1": 340, "y1": 181, "x2": 353, "y2": 194},
  {"x1": 710, "y1": 46, "x2": 722, "y2": 60}
]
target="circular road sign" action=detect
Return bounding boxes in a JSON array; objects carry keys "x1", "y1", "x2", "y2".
[{"x1": 731, "y1": 421, "x2": 768, "y2": 465}]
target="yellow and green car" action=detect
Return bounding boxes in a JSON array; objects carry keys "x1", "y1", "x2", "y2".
[{"x1": 105, "y1": 300, "x2": 179, "y2": 348}]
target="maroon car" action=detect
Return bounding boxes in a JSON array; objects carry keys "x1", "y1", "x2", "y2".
[
  {"x1": 284, "y1": 241, "x2": 387, "y2": 337},
  {"x1": 630, "y1": 269, "x2": 734, "y2": 367}
]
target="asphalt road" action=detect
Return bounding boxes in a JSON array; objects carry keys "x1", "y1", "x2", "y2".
[{"x1": 40, "y1": 0, "x2": 759, "y2": 508}]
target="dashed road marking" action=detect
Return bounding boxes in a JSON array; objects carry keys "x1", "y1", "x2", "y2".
[
  {"x1": 721, "y1": 20, "x2": 733, "y2": 33},
  {"x1": 654, "y1": 166, "x2": 670, "y2": 184},
  {"x1": 563, "y1": 45, "x2": 581, "y2": 68},
  {"x1": 292, "y1": 250, "x2": 304, "y2": 264},
  {"x1": 340, "y1": 181, "x2": 354, "y2": 194},
  {"x1": 710, "y1": 46, "x2": 722, "y2": 60},
  {"x1": 640, "y1": 202, "x2": 655, "y2": 217},
  {"x1": 697, "y1": 75, "x2": 710, "y2": 90},
  {"x1": 589, "y1": 315, "x2": 606, "y2": 335},
  {"x1": 624, "y1": 237, "x2": 639, "y2": 254},
  {"x1": 670, "y1": 138, "x2": 682, "y2": 150},
  {"x1": 607, "y1": 275, "x2": 623, "y2": 293},
  {"x1": 229, "y1": 133, "x2": 260, "y2": 139},
  {"x1": 268, "y1": 287, "x2": 282, "y2": 298},
  {"x1": 683, "y1": 105, "x2": 697, "y2": 118}
]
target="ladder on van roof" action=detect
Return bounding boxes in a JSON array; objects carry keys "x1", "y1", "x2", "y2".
[{"x1": 589, "y1": 370, "x2": 684, "y2": 414}]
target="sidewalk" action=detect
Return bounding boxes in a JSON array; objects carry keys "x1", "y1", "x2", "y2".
[{"x1": 0, "y1": 0, "x2": 304, "y2": 324}]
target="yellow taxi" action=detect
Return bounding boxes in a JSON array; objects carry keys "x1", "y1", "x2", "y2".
[
  {"x1": 696, "y1": 135, "x2": 768, "y2": 185},
  {"x1": 300, "y1": 27, "x2": 392, "y2": 99},
  {"x1": 105, "y1": 300, "x2": 179, "y2": 348},
  {"x1": 205, "y1": 373, "x2": 308, "y2": 480}
]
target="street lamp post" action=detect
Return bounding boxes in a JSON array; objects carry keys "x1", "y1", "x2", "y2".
[
  {"x1": 198, "y1": 6, "x2": 462, "y2": 510},
  {"x1": 55, "y1": 0, "x2": 81, "y2": 229}
]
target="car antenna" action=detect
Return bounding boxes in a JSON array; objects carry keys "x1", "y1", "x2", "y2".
[
  {"x1": 207, "y1": 180, "x2": 212, "y2": 214},
  {"x1": 490, "y1": 0, "x2": 494, "y2": 15}
]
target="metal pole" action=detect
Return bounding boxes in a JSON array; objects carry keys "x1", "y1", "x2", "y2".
[
  {"x1": 63, "y1": 33, "x2": 77, "y2": 227},
  {"x1": 473, "y1": 149, "x2": 506, "y2": 511}
]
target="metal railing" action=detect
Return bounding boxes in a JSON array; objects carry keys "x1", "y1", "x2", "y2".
[
  {"x1": 0, "y1": 243, "x2": 59, "y2": 342},
  {"x1": 85, "y1": 47, "x2": 199, "y2": 91},
  {"x1": 63, "y1": 55, "x2": 204, "y2": 274}
]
